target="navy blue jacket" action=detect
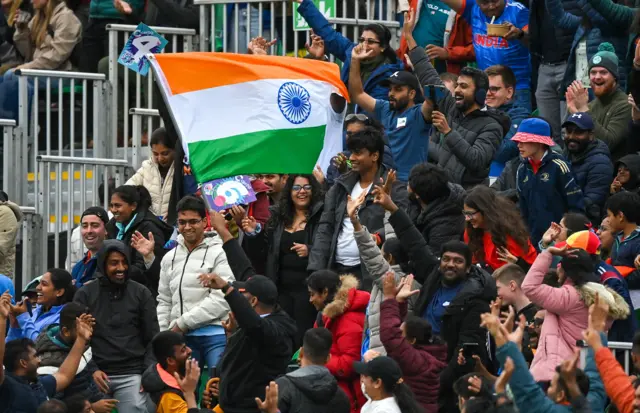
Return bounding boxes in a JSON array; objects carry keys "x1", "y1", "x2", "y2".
[
  {"x1": 596, "y1": 261, "x2": 636, "y2": 342},
  {"x1": 71, "y1": 252, "x2": 98, "y2": 289},
  {"x1": 611, "y1": 228, "x2": 640, "y2": 268},
  {"x1": 546, "y1": 0, "x2": 629, "y2": 92},
  {"x1": 490, "y1": 101, "x2": 530, "y2": 177},
  {"x1": 516, "y1": 152, "x2": 585, "y2": 247},
  {"x1": 566, "y1": 140, "x2": 614, "y2": 222},
  {"x1": 296, "y1": 0, "x2": 403, "y2": 111}
]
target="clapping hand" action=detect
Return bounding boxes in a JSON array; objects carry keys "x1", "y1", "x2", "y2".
[
  {"x1": 175, "y1": 358, "x2": 200, "y2": 395},
  {"x1": 76, "y1": 315, "x2": 94, "y2": 342},
  {"x1": 396, "y1": 274, "x2": 419, "y2": 302},
  {"x1": 131, "y1": 231, "x2": 155, "y2": 259},
  {"x1": 255, "y1": 382, "x2": 279, "y2": 413},
  {"x1": 247, "y1": 36, "x2": 277, "y2": 55},
  {"x1": 402, "y1": 9, "x2": 416, "y2": 38},
  {"x1": 241, "y1": 216, "x2": 258, "y2": 233},
  {"x1": 542, "y1": 222, "x2": 563, "y2": 246},
  {"x1": 305, "y1": 30, "x2": 325, "y2": 59},
  {"x1": 566, "y1": 80, "x2": 589, "y2": 113},
  {"x1": 497, "y1": 248, "x2": 517, "y2": 264}
]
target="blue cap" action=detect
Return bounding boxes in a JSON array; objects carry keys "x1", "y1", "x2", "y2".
[{"x1": 562, "y1": 112, "x2": 595, "y2": 130}]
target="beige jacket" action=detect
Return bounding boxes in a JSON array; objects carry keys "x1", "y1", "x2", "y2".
[
  {"x1": 0, "y1": 201, "x2": 23, "y2": 279},
  {"x1": 126, "y1": 159, "x2": 175, "y2": 220},
  {"x1": 14, "y1": 2, "x2": 81, "y2": 71}
]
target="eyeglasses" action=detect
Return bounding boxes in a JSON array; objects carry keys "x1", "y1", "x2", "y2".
[
  {"x1": 462, "y1": 210, "x2": 480, "y2": 218},
  {"x1": 345, "y1": 113, "x2": 369, "y2": 123},
  {"x1": 177, "y1": 218, "x2": 204, "y2": 227},
  {"x1": 292, "y1": 184, "x2": 312, "y2": 192},
  {"x1": 358, "y1": 37, "x2": 380, "y2": 45},
  {"x1": 488, "y1": 86, "x2": 503, "y2": 93}
]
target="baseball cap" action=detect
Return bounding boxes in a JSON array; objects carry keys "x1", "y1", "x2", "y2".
[
  {"x1": 81, "y1": 206, "x2": 109, "y2": 226},
  {"x1": 353, "y1": 356, "x2": 404, "y2": 388},
  {"x1": 562, "y1": 112, "x2": 595, "y2": 131},
  {"x1": 233, "y1": 275, "x2": 278, "y2": 306},
  {"x1": 557, "y1": 230, "x2": 601, "y2": 255},
  {"x1": 21, "y1": 275, "x2": 42, "y2": 296},
  {"x1": 379, "y1": 71, "x2": 421, "y2": 93}
]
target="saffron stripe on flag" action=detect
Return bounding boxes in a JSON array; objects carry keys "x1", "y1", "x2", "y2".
[{"x1": 187, "y1": 125, "x2": 327, "y2": 182}]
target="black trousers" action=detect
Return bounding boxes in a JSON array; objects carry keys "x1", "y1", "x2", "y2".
[{"x1": 279, "y1": 287, "x2": 317, "y2": 349}]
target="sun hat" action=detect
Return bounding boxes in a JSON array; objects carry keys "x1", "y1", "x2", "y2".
[{"x1": 511, "y1": 118, "x2": 555, "y2": 147}]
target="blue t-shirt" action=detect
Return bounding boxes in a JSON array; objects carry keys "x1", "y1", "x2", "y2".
[
  {"x1": 414, "y1": 0, "x2": 451, "y2": 48},
  {"x1": 461, "y1": 0, "x2": 531, "y2": 90},
  {"x1": 374, "y1": 100, "x2": 432, "y2": 182},
  {"x1": 0, "y1": 373, "x2": 56, "y2": 412},
  {"x1": 424, "y1": 282, "x2": 465, "y2": 334}
]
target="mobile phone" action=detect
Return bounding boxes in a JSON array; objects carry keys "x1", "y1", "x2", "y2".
[
  {"x1": 25, "y1": 300, "x2": 33, "y2": 317},
  {"x1": 462, "y1": 342, "x2": 479, "y2": 359},
  {"x1": 427, "y1": 84, "x2": 447, "y2": 112}
]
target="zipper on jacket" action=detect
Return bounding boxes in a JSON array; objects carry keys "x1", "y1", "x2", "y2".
[{"x1": 178, "y1": 241, "x2": 206, "y2": 315}]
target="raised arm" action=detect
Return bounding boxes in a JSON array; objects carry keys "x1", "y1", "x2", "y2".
[
  {"x1": 545, "y1": 0, "x2": 582, "y2": 31},
  {"x1": 584, "y1": 0, "x2": 635, "y2": 27},
  {"x1": 348, "y1": 45, "x2": 377, "y2": 114},
  {"x1": 54, "y1": 316, "x2": 93, "y2": 392}
]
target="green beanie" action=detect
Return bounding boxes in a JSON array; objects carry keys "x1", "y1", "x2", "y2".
[{"x1": 589, "y1": 42, "x2": 619, "y2": 78}]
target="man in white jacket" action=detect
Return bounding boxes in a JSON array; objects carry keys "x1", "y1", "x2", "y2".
[{"x1": 156, "y1": 195, "x2": 235, "y2": 374}]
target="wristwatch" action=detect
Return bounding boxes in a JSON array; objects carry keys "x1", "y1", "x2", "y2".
[{"x1": 221, "y1": 283, "x2": 231, "y2": 294}]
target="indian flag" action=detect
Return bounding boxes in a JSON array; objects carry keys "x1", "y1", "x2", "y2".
[{"x1": 149, "y1": 52, "x2": 349, "y2": 183}]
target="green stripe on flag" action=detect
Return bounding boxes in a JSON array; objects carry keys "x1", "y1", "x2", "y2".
[{"x1": 188, "y1": 125, "x2": 327, "y2": 182}]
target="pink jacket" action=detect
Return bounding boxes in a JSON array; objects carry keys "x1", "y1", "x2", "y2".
[{"x1": 521, "y1": 251, "x2": 589, "y2": 382}]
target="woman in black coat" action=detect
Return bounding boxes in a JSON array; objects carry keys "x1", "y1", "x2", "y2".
[
  {"x1": 244, "y1": 174, "x2": 324, "y2": 348},
  {"x1": 106, "y1": 185, "x2": 173, "y2": 296}
]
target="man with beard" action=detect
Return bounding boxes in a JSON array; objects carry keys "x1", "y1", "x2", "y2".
[
  {"x1": 562, "y1": 112, "x2": 614, "y2": 222},
  {"x1": 0, "y1": 291, "x2": 94, "y2": 413},
  {"x1": 258, "y1": 174, "x2": 289, "y2": 204},
  {"x1": 403, "y1": 10, "x2": 508, "y2": 189},
  {"x1": 142, "y1": 331, "x2": 211, "y2": 413},
  {"x1": 566, "y1": 42, "x2": 632, "y2": 160},
  {"x1": 348, "y1": 44, "x2": 432, "y2": 182},
  {"x1": 74, "y1": 240, "x2": 159, "y2": 413},
  {"x1": 372, "y1": 185, "x2": 496, "y2": 412}
]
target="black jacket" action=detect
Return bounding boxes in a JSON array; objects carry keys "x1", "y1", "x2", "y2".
[
  {"x1": 408, "y1": 183, "x2": 465, "y2": 251},
  {"x1": 106, "y1": 208, "x2": 173, "y2": 296},
  {"x1": 275, "y1": 365, "x2": 351, "y2": 413},
  {"x1": 529, "y1": 0, "x2": 580, "y2": 63},
  {"x1": 387, "y1": 208, "x2": 496, "y2": 413},
  {"x1": 307, "y1": 164, "x2": 407, "y2": 277},
  {"x1": 408, "y1": 46, "x2": 508, "y2": 188},
  {"x1": 491, "y1": 157, "x2": 520, "y2": 203},
  {"x1": 73, "y1": 240, "x2": 160, "y2": 376},
  {"x1": 217, "y1": 238, "x2": 297, "y2": 413},
  {"x1": 615, "y1": 153, "x2": 640, "y2": 194}
]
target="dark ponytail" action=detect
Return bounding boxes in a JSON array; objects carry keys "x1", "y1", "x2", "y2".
[
  {"x1": 48, "y1": 268, "x2": 76, "y2": 305},
  {"x1": 113, "y1": 185, "x2": 153, "y2": 213},
  {"x1": 390, "y1": 382, "x2": 424, "y2": 413}
]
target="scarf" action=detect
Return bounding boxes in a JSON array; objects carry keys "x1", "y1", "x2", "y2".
[{"x1": 115, "y1": 213, "x2": 138, "y2": 240}]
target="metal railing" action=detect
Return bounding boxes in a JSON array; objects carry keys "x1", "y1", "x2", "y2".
[
  {"x1": 15, "y1": 206, "x2": 43, "y2": 291},
  {"x1": 195, "y1": 0, "x2": 400, "y2": 56},
  {"x1": 130, "y1": 108, "x2": 161, "y2": 170},
  {"x1": 106, "y1": 24, "x2": 196, "y2": 165},
  {"x1": 610, "y1": 341, "x2": 634, "y2": 375},
  {"x1": 35, "y1": 155, "x2": 129, "y2": 270},
  {"x1": 16, "y1": 69, "x2": 111, "y2": 209},
  {"x1": 0, "y1": 119, "x2": 20, "y2": 203}
]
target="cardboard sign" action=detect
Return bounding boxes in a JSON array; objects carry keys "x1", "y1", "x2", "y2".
[
  {"x1": 118, "y1": 23, "x2": 168, "y2": 76},
  {"x1": 201, "y1": 176, "x2": 257, "y2": 213}
]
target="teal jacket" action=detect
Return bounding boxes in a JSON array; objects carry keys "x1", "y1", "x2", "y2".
[
  {"x1": 89, "y1": 0, "x2": 145, "y2": 20},
  {"x1": 496, "y1": 337, "x2": 607, "y2": 413}
]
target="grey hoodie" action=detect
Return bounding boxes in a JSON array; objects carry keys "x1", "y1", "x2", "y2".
[{"x1": 275, "y1": 365, "x2": 351, "y2": 413}]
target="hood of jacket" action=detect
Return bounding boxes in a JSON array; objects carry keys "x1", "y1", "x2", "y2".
[
  {"x1": 323, "y1": 274, "x2": 370, "y2": 319},
  {"x1": 0, "y1": 200, "x2": 23, "y2": 222},
  {"x1": 577, "y1": 282, "x2": 631, "y2": 320},
  {"x1": 567, "y1": 140, "x2": 611, "y2": 164},
  {"x1": 0, "y1": 275, "x2": 14, "y2": 301},
  {"x1": 615, "y1": 154, "x2": 640, "y2": 190},
  {"x1": 417, "y1": 183, "x2": 465, "y2": 226},
  {"x1": 35, "y1": 325, "x2": 70, "y2": 353},
  {"x1": 451, "y1": 265, "x2": 497, "y2": 306},
  {"x1": 141, "y1": 363, "x2": 182, "y2": 397},
  {"x1": 474, "y1": 106, "x2": 512, "y2": 139},
  {"x1": 95, "y1": 240, "x2": 133, "y2": 286},
  {"x1": 283, "y1": 365, "x2": 340, "y2": 403}
]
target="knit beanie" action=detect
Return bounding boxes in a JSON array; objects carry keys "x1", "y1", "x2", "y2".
[
  {"x1": 589, "y1": 42, "x2": 619, "y2": 79},
  {"x1": 81, "y1": 206, "x2": 109, "y2": 225}
]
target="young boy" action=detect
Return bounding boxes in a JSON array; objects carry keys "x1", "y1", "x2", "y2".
[
  {"x1": 513, "y1": 118, "x2": 585, "y2": 247},
  {"x1": 606, "y1": 191, "x2": 640, "y2": 273}
]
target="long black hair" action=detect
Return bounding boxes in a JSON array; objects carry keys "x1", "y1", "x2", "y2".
[
  {"x1": 306, "y1": 270, "x2": 341, "y2": 303},
  {"x1": 382, "y1": 237, "x2": 411, "y2": 274},
  {"x1": 112, "y1": 185, "x2": 153, "y2": 213},
  {"x1": 47, "y1": 268, "x2": 76, "y2": 306},
  {"x1": 560, "y1": 249, "x2": 599, "y2": 286},
  {"x1": 386, "y1": 381, "x2": 424, "y2": 413},
  {"x1": 267, "y1": 174, "x2": 323, "y2": 231}
]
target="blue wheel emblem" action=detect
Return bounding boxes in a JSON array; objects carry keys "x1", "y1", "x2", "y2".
[{"x1": 278, "y1": 82, "x2": 312, "y2": 124}]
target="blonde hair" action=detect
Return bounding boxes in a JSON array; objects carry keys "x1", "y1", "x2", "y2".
[
  {"x1": 7, "y1": 0, "x2": 22, "y2": 27},
  {"x1": 30, "y1": 0, "x2": 62, "y2": 48}
]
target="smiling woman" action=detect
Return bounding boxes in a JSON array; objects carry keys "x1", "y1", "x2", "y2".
[{"x1": 6, "y1": 268, "x2": 75, "y2": 341}]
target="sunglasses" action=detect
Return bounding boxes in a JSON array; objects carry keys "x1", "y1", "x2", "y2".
[
  {"x1": 358, "y1": 38, "x2": 381, "y2": 45},
  {"x1": 345, "y1": 113, "x2": 370, "y2": 123}
]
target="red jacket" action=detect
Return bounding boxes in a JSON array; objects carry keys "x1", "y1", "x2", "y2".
[
  {"x1": 398, "y1": 4, "x2": 474, "y2": 74},
  {"x1": 464, "y1": 230, "x2": 538, "y2": 272},
  {"x1": 316, "y1": 275, "x2": 370, "y2": 413},
  {"x1": 380, "y1": 298, "x2": 447, "y2": 413}
]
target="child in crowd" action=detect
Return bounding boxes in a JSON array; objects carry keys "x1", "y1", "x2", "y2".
[{"x1": 606, "y1": 191, "x2": 640, "y2": 276}]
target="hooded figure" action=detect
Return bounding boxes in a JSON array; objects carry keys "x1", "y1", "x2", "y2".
[
  {"x1": 0, "y1": 196, "x2": 23, "y2": 279},
  {"x1": 613, "y1": 154, "x2": 640, "y2": 195},
  {"x1": 73, "y1": 240, "x2": 159, "y2": 384},
  {"x1": 276, "y1": 365, "x2": 351, "y2": 413}
]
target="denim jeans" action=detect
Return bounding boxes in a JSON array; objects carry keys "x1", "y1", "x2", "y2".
[
  {"x1": 0, "y1": 69, "x2": 60, "y2": 122},
  {"x1": 107, "y1": 374, "x2": 155, "y2": 413},
  {"x1": 535, "y1": 63, "x2": 568, "y2": 145},
  {"x1": 513, "y1": 88, "x2": 532, "y2": 113},
  {"x1": 185, "y1": 334, "x2": 227, "y2": 374},
  {"x1": 228, "y1": 5, "x2": 271, "y2": 53}
]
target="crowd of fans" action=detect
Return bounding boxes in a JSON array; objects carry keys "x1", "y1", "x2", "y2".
[{"x1": 5, "y1": 0, "x2": 640, "y2": 411}]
